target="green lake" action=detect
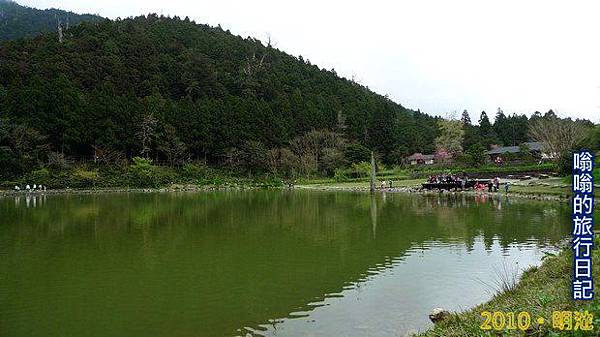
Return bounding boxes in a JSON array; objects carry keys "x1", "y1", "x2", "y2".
[{"x1": 0, "y1": 191, "x2": 570, "y2": 337}]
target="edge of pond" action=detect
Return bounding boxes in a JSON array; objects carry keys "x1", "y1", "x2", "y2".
[
  {"x1": 294, "y1": 185, "x2": 573, "y2": 203},
  {"x1": 0, "y1": 184, "x2": 576, "y2": 204}
]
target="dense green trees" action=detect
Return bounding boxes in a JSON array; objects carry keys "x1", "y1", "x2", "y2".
[
  {"x1": 460, "y1": 110, "x2": 541, "y2": 151},
  {"x1": 461, "y1": 110, "x2": 481, "y2": 150},
  {"x1": 0, "y1": 14, "x2": 442, "y2": 179},
  {"x1": 493, "y1": 108, "x2": 529, "y2": 146},
  {"x1": 476, "y1": 111, "x2": 499, "y2": 147},
  {"x1": 464, "y1": 144, "x2": 487, "y2": 167},
  {"x1": 586, "y1": 125, "x2": 600, "y2": 151}
]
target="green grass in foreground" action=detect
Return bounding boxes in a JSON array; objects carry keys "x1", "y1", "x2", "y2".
[{"x1": 414, "y1": 242, "x2": 600, "y2": 337}]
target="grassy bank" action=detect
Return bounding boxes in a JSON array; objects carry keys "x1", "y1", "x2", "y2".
[
  {"x1": 414, "y1": 241, "x2": 600, "y2": 337},
  {"x1": 298, "y1": 175, "x2": 600, "y2": 199},
  {"x1": 296, "y1": 178, "x2": 426, "y2": 190},
  {"x1": 302, "y1": 163, "x2": 557, "y2": 186}
]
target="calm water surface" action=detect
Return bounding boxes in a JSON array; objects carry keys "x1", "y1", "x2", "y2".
[{"x1": 0, "y1": 191, "x2": 570, "y2": 337}]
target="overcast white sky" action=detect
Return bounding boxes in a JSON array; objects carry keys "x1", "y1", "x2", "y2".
[{"x1": 19, "y1": 0, "x2": 600, "y2": 123}]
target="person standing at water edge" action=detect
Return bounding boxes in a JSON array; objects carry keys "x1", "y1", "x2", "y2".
[{"x1": 493, "y1": 177, "x2": 500, "y2": 192}]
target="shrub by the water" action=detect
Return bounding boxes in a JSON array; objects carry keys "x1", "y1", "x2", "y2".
[
  {"x1": 127, "y1": 157, "x2": 174, "y2": 188},
  {"x1": 181, "y1": 162, "x2": 208, "y2": 181},
  {"x1": 333, "y1": 168, "x2": 350, "y2": 182}
]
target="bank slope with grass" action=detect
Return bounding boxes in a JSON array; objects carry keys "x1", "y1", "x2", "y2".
[{"x1": 414, "y1": 241, "x2": 600, "y2": 337}]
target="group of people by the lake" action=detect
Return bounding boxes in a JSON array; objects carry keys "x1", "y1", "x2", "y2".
[
  {"x1": 14, "y1": 184, "x2": 46, "y2": 192},
  {"x1": 427, "y1": 174, "x2": 465, "y2": 185},
  {"x1": 473, "y1": 177, "x2": 504, "y2": 193},
  {"x1": 425, "y1": 174, "x2": 510, "y2": 194},
  {"x1": 426, "y1": 174, "x2": 469, "y2": 190}
]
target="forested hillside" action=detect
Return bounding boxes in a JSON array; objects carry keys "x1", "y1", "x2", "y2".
[
  {"x1": 0, "y1": 0, "x2": 102, "y2": 41},
  {"x1": 0, "y1": 14, "x2": 440, "y2": 179}
]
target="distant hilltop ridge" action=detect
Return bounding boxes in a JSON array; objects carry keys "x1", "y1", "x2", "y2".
[{"x1": 0, "y1": 0, "x2": 103, "y2": 41}]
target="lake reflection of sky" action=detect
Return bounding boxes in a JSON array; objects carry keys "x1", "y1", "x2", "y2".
[{"x1": 247, "y1": 238, "x2": 553, "y2": 337}]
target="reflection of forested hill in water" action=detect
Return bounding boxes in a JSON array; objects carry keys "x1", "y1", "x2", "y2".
[{"x1": 0, "y1": 192, "x2": 570, "y2": 337}]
